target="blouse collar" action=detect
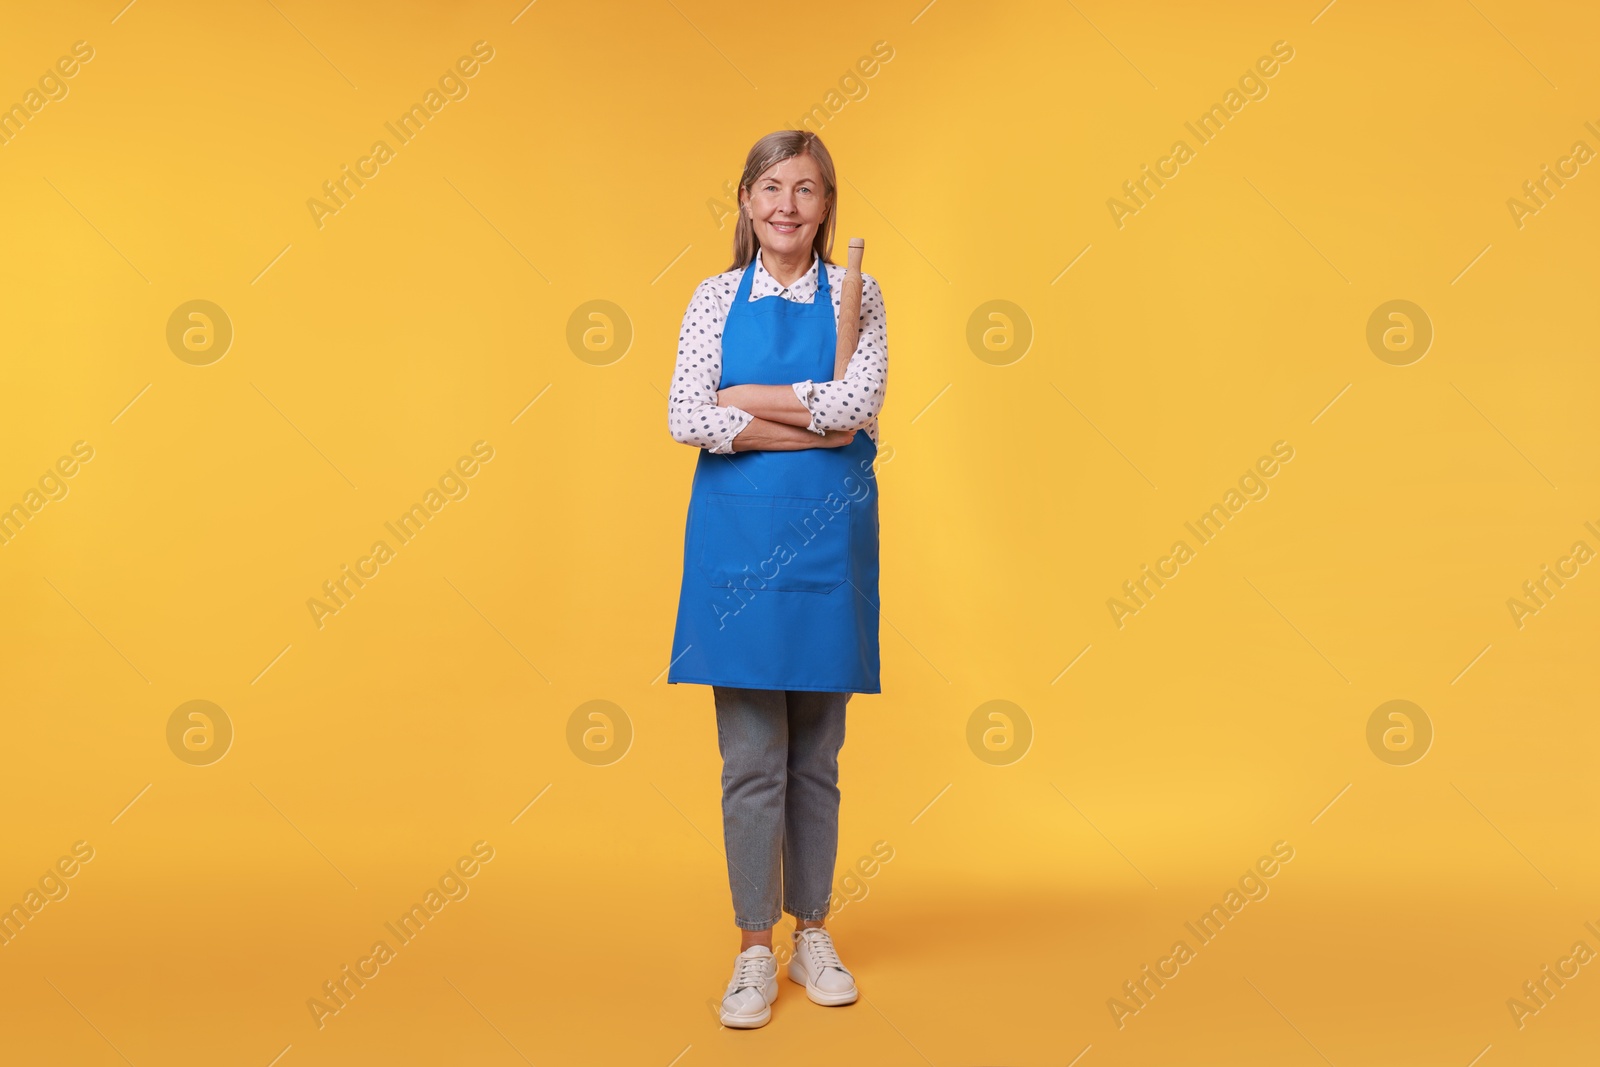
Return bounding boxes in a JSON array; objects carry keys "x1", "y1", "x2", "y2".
[{"x1": 752, "y1": 249, "x2": 820, "y2": 300}]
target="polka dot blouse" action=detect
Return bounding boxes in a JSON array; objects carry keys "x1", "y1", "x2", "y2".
[{"x1": 667, "y1": 250, "x2": 887, "y2": 454}]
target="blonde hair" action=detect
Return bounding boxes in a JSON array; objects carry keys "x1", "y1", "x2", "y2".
[{"x1": 727, "y1": 130, "x2": 838, "y2": 272}]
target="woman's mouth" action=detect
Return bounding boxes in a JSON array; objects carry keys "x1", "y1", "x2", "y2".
[{"x1": 768, "y1": 222, "x2": 799, "y2": 234}]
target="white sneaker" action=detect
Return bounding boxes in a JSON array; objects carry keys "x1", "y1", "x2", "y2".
[
  {"x1": 720, "y1": 945, "x2": 779, "y2": 1028},
  {"x1": 787, "y1": 926, "x2": 858, "y2": 1006}
]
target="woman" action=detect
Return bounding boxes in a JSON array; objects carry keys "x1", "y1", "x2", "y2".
[{"x1": 666, "y1": 130, "x2": 888, "y2": 1029}]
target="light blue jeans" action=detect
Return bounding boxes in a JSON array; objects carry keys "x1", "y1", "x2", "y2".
[{"x1": 713, "y1": 686, "x2": 850, "y2": 931}]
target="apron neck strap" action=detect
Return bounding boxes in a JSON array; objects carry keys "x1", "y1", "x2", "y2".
[{"x1": 738, "y1": 249, "x2": 827, "y2": 302}]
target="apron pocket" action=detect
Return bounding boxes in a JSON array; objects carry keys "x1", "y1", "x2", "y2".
[
  {"x1": 696, "y1": 493, "x2": 779, "y2": 589},
  {"x1": 770, "y1": 495, "x2": 850, "y2": 593}
]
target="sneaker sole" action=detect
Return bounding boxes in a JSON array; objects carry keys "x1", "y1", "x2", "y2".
[
  {"x1": 720, "y1": 1004, "x2": 772, "y2": 1028},
  {"x1": 787, "y1": 962, "x2": 859, "y2": 1006}
]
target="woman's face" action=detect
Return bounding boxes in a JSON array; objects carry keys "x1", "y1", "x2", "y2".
[{"x1": 742, "y1": 153, "x2": 829, "y2": 258}]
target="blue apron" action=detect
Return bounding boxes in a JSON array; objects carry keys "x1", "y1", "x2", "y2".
[{"x1": 668, "y1": 253, "x2": 881, "y2": 694}]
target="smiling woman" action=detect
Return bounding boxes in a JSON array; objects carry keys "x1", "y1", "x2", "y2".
[
  {"x1": 664, "y1": 129, "x2": 888, "y2": 1030},
  {"x1": 668, "y1": 142, "x2": 887, "y2": 454}
]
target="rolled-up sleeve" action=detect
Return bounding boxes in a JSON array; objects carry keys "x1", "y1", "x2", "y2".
[
  {"x1": 791, "y1": 273, "x2": 887, "y2": 433},
  {"x1": 667, "y1": 279, "x2": 753, "y2": 454}
]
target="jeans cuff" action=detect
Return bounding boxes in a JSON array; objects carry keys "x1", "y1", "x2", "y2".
[
  {"x1": 734, "y1": 915, "x2": 781, "y2": 931},
  {"x1": 785, "y1": 905, "x2": 829, "y2": 922}
]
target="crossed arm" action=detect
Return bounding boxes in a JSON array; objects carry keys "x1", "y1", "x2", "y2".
[
  {"x1": 711, "y1": 380, "x2": 866, "y2": 451},
  {"x1": 666, "y1": 274, "x2": 888, "y2": 454},
  {"x1": 717, "y1": 384, "x2": 811, "y2": 426},
  {"x1": 727, "y1": 414, "x2": 855, "y2": 451}
]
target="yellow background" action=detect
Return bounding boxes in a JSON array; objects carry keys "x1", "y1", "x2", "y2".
[{"x1": 2, "y1": 0, "x2": 1597, "y2": 1063}]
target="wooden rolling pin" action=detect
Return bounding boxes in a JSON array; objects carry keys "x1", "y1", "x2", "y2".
[{"x1": 834, "y1": 238, "x2": 864, "y2": 380}]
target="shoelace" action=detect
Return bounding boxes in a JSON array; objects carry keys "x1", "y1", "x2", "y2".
[
  {"x1": 797, "y1": 929, "x2": 846, "y2": 973},
  {"x1": 731, "y1": 951, "x2": 771, "y2": 992}
]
